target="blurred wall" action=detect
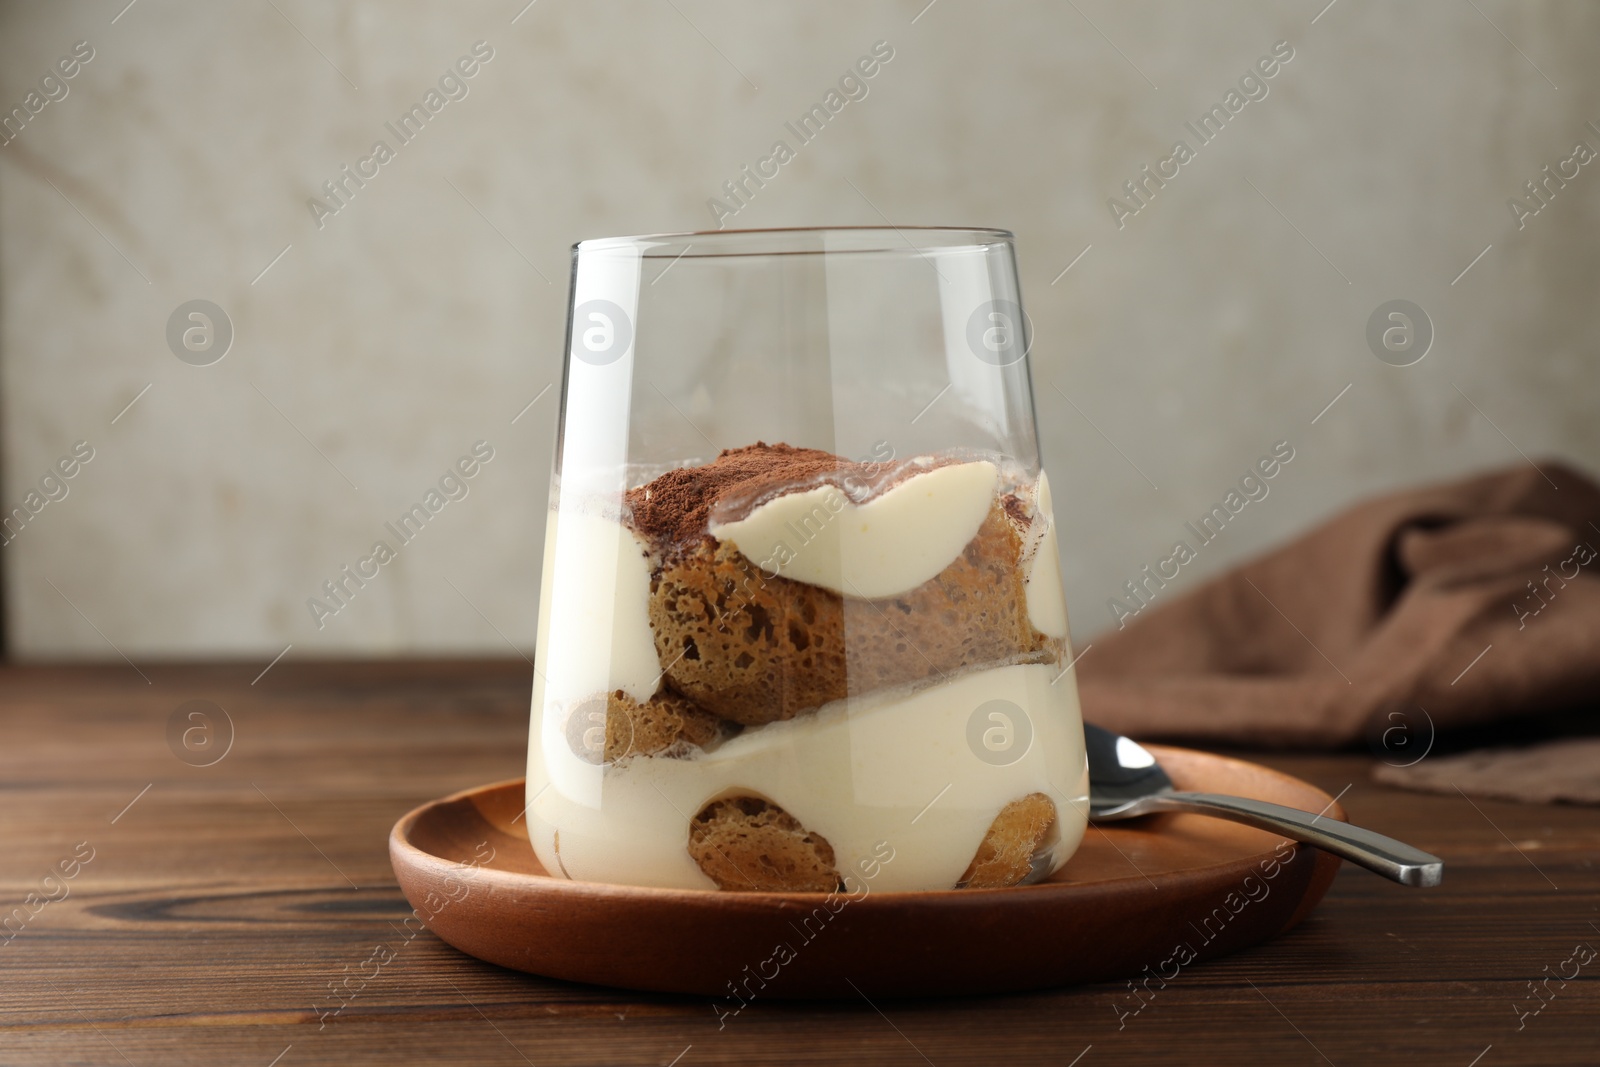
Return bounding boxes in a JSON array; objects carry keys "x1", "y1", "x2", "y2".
[{"x1": 2, "y1": 0, "x2": 1598, "y2": 662}]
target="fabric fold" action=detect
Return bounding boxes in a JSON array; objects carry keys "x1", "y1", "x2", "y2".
[{"x1": 1077, "y1": 461, "x2": 1600, "y2": 753}]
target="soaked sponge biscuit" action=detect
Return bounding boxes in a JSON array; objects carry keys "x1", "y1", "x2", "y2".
[
  {"x1": 687, "y1": 795, "x2": 840, "y2": 891},
  {"x1": 958, "y1": 793, "x2": 1059, "y2": 888},
  {"x1": 648, "y1": 504, "x2": 1059, "y2": 725},
  {"x1": 565, "y1": 688, "x2": 732, "y2": 764}
]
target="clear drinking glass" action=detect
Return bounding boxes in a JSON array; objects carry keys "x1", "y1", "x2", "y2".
[{"x1": 526, "y1": 227, "x2": 1087, "y2": 893}]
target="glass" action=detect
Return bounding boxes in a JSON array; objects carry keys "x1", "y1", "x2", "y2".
[{"x1": 526, "y1": 226, "x2": 1087, "y2": 893}]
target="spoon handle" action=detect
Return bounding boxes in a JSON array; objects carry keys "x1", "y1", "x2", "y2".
[{"x1": 1148, "y1": 791, "x2": 1443, "y2": 887}]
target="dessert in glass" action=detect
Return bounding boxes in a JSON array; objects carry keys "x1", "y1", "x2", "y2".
[{"x1": 526, "y1": 227, "x2": 1087, "y2": 893}]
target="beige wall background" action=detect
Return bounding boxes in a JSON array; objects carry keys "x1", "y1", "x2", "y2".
[{"x1": 2, "y1": 0, "x2": 1597, "y2": 666}]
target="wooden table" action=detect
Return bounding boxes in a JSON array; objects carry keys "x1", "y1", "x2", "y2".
[{"x1": 2, "y1": 661, "x2": 1596, "y2": 1066}]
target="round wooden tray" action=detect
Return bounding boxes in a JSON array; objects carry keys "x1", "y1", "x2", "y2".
[{"x1": 389, "y1": 746, "x2": 1342, "y2": 998}]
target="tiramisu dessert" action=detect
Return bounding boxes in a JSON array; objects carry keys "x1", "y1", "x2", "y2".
[{"x1": 526, "y1": 443, "x2": 1088, "y2": 892}]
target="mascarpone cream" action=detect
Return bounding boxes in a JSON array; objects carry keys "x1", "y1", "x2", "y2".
[
  {"x1": 536, "y1": 508, "x2": 660, "y2": 705},
  {"x1": 708, "y1": 460, "x2": 999, "y2": 599},
  {"x1": 526, "y1": 661, "x2": 1088, "y2": 891},
  {"x1": 1023, "y1": 471, "x2": 1069, "y2": 638}
]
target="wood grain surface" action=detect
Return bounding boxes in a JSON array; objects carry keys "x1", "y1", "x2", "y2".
[{"x1": 1, "y1": 660, "x2": 1596, "y2": 1066}]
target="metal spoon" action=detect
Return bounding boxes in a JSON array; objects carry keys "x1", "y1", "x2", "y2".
[{"x1": 1084, "y1": 723, "x2": 1443, "y2": 887}]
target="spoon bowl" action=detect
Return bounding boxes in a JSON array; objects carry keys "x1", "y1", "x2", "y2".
[{"x1": 1084, "y1": 723, "x2": 1444, "y2": 887}]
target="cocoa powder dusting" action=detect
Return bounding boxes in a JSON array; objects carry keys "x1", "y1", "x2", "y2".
[
  {"x1": 625, "y1": 443, "x2": 852, "y2": 548},
  {"x1": 627, "y1": 441, "x2": 844, "y2": 547}
]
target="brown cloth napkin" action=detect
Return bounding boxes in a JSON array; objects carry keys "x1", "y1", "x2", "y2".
[
  {"x1": 1370, "y1": 738, "x2": 1600, "y2": 805},
  {"x1": 1076, "y1": 461, "x2": 1600, "y2": 802}
]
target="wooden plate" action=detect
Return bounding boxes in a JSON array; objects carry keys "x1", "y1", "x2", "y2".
[{"x1": 389, "y1": 746, "x2": 1342, "y2": 998}]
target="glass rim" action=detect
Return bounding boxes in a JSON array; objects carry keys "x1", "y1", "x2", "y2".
[{"x1": 573, "y1": 225, "x2": 1015, "y2": 258}]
